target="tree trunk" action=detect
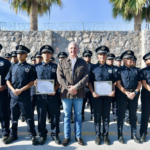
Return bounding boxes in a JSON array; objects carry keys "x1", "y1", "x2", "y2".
[
  {"x1": 30, "y1": 0, "x2": 38, "y2": 31},
  {"x1": 134, "y1": 12, "x2": 142, "y2": 31}
]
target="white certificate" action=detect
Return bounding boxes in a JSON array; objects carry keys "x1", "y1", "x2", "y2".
[
  {"x1": 36, "y1": 80, "x2": 54, "y2": 94},
  {"x1": 94, "y1": 81, "x2": 112, "y2": 96}
]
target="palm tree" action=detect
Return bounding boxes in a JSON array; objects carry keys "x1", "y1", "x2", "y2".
[
  {"x1": 5, "y1": 0, "x2": 63, "y2": 31},
  {"x1": 109, "y1": 0, "x2": 147, "y2": 31}
]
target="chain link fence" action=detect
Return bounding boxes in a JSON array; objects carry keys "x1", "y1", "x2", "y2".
[{"x1": 0, "y1": 22, "x2": 148, "y2": 31}]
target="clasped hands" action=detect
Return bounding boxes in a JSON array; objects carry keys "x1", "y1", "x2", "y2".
[
  {"x1": 68, "y1": 85, "x2": 77, "y2": 95},
  {"x1": 125, "y1": 91, "x2": 136, "y2": 100}
]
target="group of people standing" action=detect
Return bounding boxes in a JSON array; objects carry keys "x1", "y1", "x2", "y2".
[{"x1": 0, "y1": 42, "x2": 150, "y2": 147}]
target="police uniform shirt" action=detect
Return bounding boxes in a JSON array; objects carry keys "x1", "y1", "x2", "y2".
[
  {"x1": 140, "y1": 66, "x2": 150, "y2": 97},
  {"x1": 89, "y1": 63, "x2": 115, "y2": 88},
  {"x1": 35, "y1": 61, "x2": 57, "y2": 90},
  {"x1": 0, "y1": 57, "x2": 11, "y2": 86},
  {"x1": 5, "y1": 61, "x2": 36, "y2": 90},
  {"x1": 30, "y1": 64, "x2": 36, "y2": 95},
  {"x1": 116, "y1": 65, "x2": 141, "y2": 90}
]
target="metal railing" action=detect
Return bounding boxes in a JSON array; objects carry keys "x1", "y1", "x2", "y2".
[{"x1": 0, "y1": 22, "x2": 147, "y2": 31}]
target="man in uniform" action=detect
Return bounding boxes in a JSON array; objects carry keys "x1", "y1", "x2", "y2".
[
  {"x1": 31, "y1": 56, "x2": 36, "y2": 65},
  {"x1": 125, "y1": 56, "x2": 140, "y2": 125},
  {"x1": 11, "y1": 51, "x2": 18, "y2": 65},
  {"x1": 116, "y1": 50, "x2": 141, "y2": 144},
  {"x1": 34, "y1": 45, "x2": 61, "y2": 145},
  {"x1": 30, "y1": 56, "x2": 36, "y2": 117},
  {"x1": 82, "y1": 50, "x2": 94, "y2": 121},
  {"x1": 139, "y1": 52, "x2": 150, "y2": 142},
  {"x1": 106, "y1": 53, "x2": 118, "y2": 122},
  {"x1": 115, "y1": 56, "x2": 122, "y2": 67},
  {"x1": 0, "y1": 44, "x2": 11, "y2": 143},
  {"x1": 35, "y1": 51, "x2": 43, "y2": 64},
  {"x1": 5, "y1": 45, "x2": 38, "y2": 145},
  {"x1": 88, "y1": 46, "x2": 115, "y2": 145},
  {"x1": 4, "y1": 53, "x2": 11, "y2": 62},
  {"x1": 50, "y1": 57, "x2": 55, "y2": 63}
]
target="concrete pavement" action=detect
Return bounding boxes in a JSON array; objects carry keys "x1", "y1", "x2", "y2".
[{"x1": 0, "y1": 106, "x2": 150, "y2": 150}]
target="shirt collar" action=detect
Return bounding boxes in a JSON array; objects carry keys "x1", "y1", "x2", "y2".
[
  {"x1": 69, "y1": 56, "x2": 77, "y2": 61},
  {"x1": 97, "y1": 62, "x2": 107, "y2": 68},
  {"x1": 123, "y1": 65, "x2": 131, "y2": 70},
  {"x1": 18, "y1": 61, "x2": 27, "y2": 66},
  {"x1": 42, "y1": 61, "x2": 51, "y2": 66}
]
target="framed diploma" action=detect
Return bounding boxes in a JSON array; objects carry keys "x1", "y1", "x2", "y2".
[
  {"x1": 36, "y1": 80, "x2": 55, "y2": 94},
  {"x1": 94, "y1": 81, "x2": 112, "y2": 96}
]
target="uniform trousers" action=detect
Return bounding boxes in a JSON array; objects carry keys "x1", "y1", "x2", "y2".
[
  {"x1": 10, "y1": 91, "x2": 36, "y2": 138},
  {"x1": 92, "y1": 96, "x2": 112, "y2": 137},
  {"x1": 36, "y1": 94, "x2": 60, "y2": 138},
  {"x1": 117, "y1": 92, "x2": 138, "y2": 137},
  {"x1": 0, "y1": 90, "x2": 10, "y2": 136}
]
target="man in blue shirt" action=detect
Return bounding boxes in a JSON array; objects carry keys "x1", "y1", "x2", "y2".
[
  {"x1": 0, "y1": 44, "x2": 11, "y2": 143},
  {"x1": 88, "y1": 46, "x2": 115, "y2": 145},
  {"x1": 34, "y1": 45, "x2": 61, "y2": 145},
  {"x1": 5, "y1": 45, "x2": 38, "y2": 145},
  {"x1": 116, "y1": 50, "x2": 141, "y2": 144},
  {"x1": 82, "y1": 50, "x2": 94, "y2": 121},
  {"x1": 139, "y1": 52, "x2": 150, "y2": 142}
]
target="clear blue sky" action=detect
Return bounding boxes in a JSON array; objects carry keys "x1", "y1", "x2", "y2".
[
  {"x1": 0, "y1": 0, "x2": 128, "y2": 23},
  {"x1": 0, "y1": 0, "x2": 146, "y2": 31}
]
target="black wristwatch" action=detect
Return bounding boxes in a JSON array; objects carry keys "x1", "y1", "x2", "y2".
[{"x1": 134, "y1": 91, "x2": 138, "y2": 95}]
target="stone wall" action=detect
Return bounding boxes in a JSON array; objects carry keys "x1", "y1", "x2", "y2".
[{"x1": 0, "y1": 30, "x2": 148, "y2": 68}]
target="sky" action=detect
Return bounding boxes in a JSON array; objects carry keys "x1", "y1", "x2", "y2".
[{"x1": 0, "y1": 0, "x2": 146, "y2": 31}]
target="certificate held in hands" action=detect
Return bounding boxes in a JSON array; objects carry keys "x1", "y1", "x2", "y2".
[
  {"x1": 94, "y1": 81, "x2": 112, "y2": 96},
  {"x1": 36, "y1": 80, "x2": 54, "y2": 94}
]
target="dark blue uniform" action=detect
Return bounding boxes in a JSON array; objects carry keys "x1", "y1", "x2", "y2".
[
  {"x1": 116, "y1": 65, "x2": 141, "y2": 137},
  {"x1": 0, "y1": 57, "x2": 11, "y2": 137},
  {"x1": 109, "y1": 65, "x2": 119, "y2": 121},
  {"x1": 140, "y1": 66, "x2": 150, "y2": 136},
  {"x1": 89, "y1": 63, "x2": 115, "y2": 137},
  {"x1": 30, "y1": 64, "x2": 36, "y2": 116},
  {"x1": 82, "y1": 62, "x2": 94, "y2": 119},
  {"x1": 125, "y1": 66, "x2": 141, "y2": 123},
  {"x1": 5, "y1": 61, "x2": 36, "y2": 138},
  {"x1": 35, "y1": 61, "x2": 60, "y2": 138}
]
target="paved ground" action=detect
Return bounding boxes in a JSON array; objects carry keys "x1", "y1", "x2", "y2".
[{"x1": 0, "y1": 105, "x2": 150, "y2": 150}]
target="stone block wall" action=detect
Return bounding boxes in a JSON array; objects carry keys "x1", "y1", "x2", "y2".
[{"x1": 0, "y1": 30, "x2": 148, "y2": 68}]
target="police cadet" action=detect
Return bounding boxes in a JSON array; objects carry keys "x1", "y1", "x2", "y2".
[
  {"x1": 58, "y1": 52, "x2": 68, "y2": 109},
  {"x1": 0, "y1": 44, "x2": 11, "y2": 143},
  {"x1": 139, "y1": 52, "x2": 150, "y2": 142},
  {"x1": 31, "y1": 56, "x2": 36, "y2": 65},
  {"x1": 106, "y1": 53, "x2": 118, "y2": 122},
  {"x1": 4, "y1": 53, "x2": 11, "y2": 62},
  {"x1": 5, "y1": 45, "x2": 38, "y2": 145},
  {"x1": 82, "y1": 50, "x2": 94, "y2": 121},
  {"x1": 34, "y1": 45, "x2": 61, "y2": 145},
  {"x1": 50, "y1": 57, "x2": 55, "y2": 63},
  {"x1": 116, "y1": 50, "x2": 141, "y2": 144},
  {"x1": 124, "y1": 56, "x2": 140, "y2": 125},
  {"x1": 115, "y1": 56, "x2": 122, "y2": 67},
  {"x1": 30, "y1": 56, "x2": 37, "y2": 117},
  {"x1": 35, "y1": 51, "x2": 43, "y2": 64},
  {"x1": 88, "y1": 46, "x2": 115, "y2": 145},
  {"x1": 11, "y1": 51, "x2": 18, "y2": 65}
]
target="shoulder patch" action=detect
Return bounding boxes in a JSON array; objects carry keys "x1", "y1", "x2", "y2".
[{"x1": 108, "y1": 69, "x2": 112, "y2": 73}]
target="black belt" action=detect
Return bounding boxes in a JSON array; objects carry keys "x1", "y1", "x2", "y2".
[{"x1": 125, "y1": 89, "x2": 135, "y2": 92}]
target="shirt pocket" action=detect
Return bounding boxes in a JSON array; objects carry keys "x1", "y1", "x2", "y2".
[
  {"x1": 37, "y1": 72, "x2": 43, "y2": 79},
  {"x1": 63, "y1": 67, "x2": 71, "y2": 76}
]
